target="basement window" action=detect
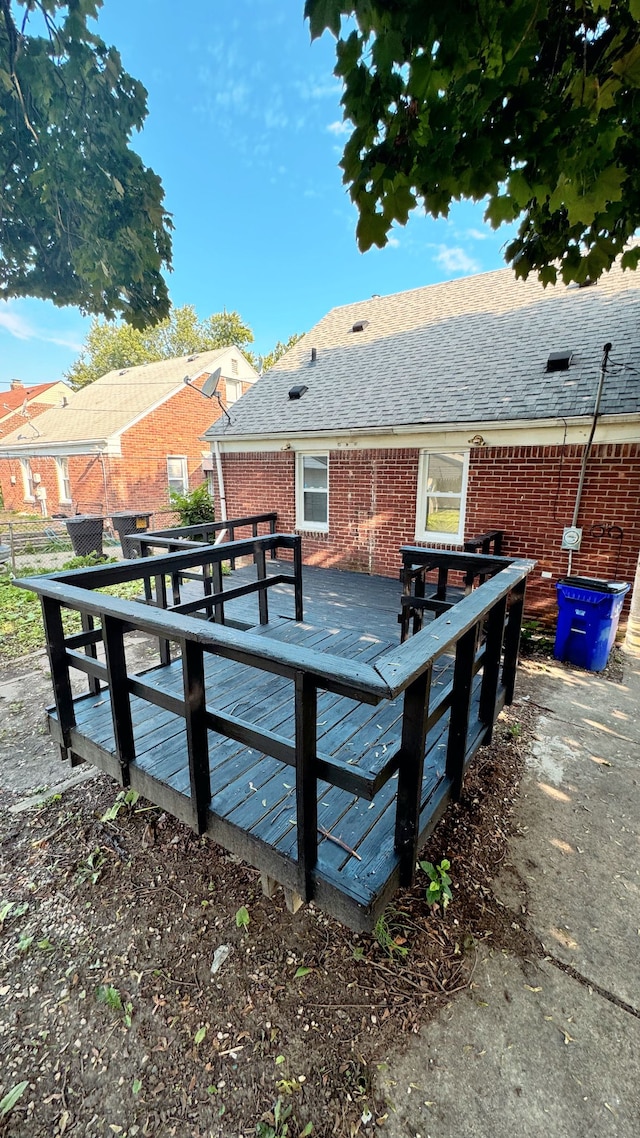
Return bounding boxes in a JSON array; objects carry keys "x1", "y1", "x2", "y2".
[
  {"x1": 296, "y1": 453, "x2": 328, "y2": 532},
  {"x1": 415, "y1": 451, "x2": 469, "y2": 545}
]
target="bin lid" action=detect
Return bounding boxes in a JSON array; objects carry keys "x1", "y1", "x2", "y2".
[{"x1": 559, "y1": 575, "x2": 629, "y2": 594}]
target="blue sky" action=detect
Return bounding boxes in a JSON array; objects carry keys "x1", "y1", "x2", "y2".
[{"x1": 0, "y1": 0, "x2": 516, "y2": 392}]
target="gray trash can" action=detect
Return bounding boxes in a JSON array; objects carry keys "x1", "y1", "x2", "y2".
[
  {"x1": 111, "y1": 512, "x2": 152, "y2": 557},
  {"x1": 64, "y1": 516, "x2": 104, "y2": 558}
]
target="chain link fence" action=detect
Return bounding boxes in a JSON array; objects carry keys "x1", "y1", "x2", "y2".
[{"x1": 1, "y1": 509, "x2": 183, "y2": 574}]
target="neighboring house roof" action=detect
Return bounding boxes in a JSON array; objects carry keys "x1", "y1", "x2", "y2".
[
  {"x1": 206, "y1": 257, "x2": 640, "y2": 441},
  {"x1": 0, "y1": 348, "x2": 257, "y2": 455},
  {"x1": 0, "y1": 381, "x2": 69, "y2": 419}
]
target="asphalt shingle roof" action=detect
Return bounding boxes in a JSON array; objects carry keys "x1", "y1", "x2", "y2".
[
  {"x1": 0, "y1": 349, "x2": 246, "y2": 448},
  {"x1": 207, "y1": 259, "x2": 640, "y2": 440}
]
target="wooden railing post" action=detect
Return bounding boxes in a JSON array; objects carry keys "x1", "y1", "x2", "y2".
[
  {"x1": 412, "y1": 569, "x2": 425, "y2": 637},
  {"x1": 293, "y1": 537, "x2": 304, "y2": 622},
  {"x1": 269, "y1": 514, "x2": 277, "y2": 558},
  {"x1": 394, "y1": 666, "x2": 432, "y2": 886},
  {"x1": 41, "y1": 596, "x2": 75, "y2": 758},
  {"x1": 154, "y1": 574, "x2": 171, "y2": 664},
  {"x1": 400, "y1": 560, "x2": 412, "y2": 643},
  {"x1": 445, "y1": 623, "x2": 478, "y2": 799},
  {"x1": 295, "y1": 671, "x2": 317, "y2": 901},
  {"x1": 182, "y1": 640, "x2": 210, "y2": 833},
  {"x1": 479, "y1": 596, "x2": 508, "y2": 742},
  {"x1": 436, "y1": 565, "x2": 448, "y2": 600},
  {"x1": 102, "y1": 615, "x2": 135, "y2": 786},
  {"x1": 502, "y1": 579, "x2": 526, "y2": 704},
  {"x1": 255, "y1": 543, "x2": 269, "y2": 625},
  {"x1": 81, "y1": 613, "x2": 101, "y2": 695},
  {"x1": 211, "y1": 561, "x2": 224, "y2": 624}
]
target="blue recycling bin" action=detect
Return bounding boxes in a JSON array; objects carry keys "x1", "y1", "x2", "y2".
[{"x1": 555, "y1": 576, "x2": 630, "y2": 671}]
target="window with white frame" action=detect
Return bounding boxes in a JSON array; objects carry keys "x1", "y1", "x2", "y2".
[
  {"x1": 415, "y1": 451, "x2": 469, "y2": 544},
  {"x1": 20, "y1": 458, "x2": 35, "y2": 500},
  {"x1": 167, "y1": 455, "x2": 189, "y2": 496},
  {"x1": 56, "y1": 457, "x2": 72, "y2": 503},
  {"x1": 296, "y1": 453, "x2": 329, "y2": 531},
  {"x1": 225, "y1": 379, "x2": 243, "y2": 405}
]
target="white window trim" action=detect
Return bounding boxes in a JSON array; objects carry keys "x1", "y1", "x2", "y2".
[
  {"x1": 295, "y1": 452, "x2": 329, "y2": 533},
  {"x1": 167, "y1": 454, "x2": 189, "y2": 496},
  {"x1": 20, "y1": 458, "x2": 35, "y2": 501},
  {"x1": 415, "y1": 450, "x2": 469, "y2": 546},
  {"x1": 56, "y1": 457, "x2": 72, "y2": 504}
]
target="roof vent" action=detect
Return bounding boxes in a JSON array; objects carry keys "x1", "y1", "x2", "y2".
[
  {"x1": 546, "y1": 351, "x2": 573, "y2": 372},
  {"x1": 310, "y1": 348, "x2": 317, "y2": 363},
  {"x1": 350, "y1": 320, "x2": 369, "y2": 333},
  {"x1": 289, "y1": 384, "x2": 308, "y2": 400}
]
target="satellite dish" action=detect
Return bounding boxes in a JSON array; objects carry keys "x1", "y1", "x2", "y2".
[{"x1": 201, "y1": 368, "x2": 222, "y2": 398}]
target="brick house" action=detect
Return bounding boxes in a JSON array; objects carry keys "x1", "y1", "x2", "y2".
[
  {"x1": 205, "y1": 258, "x2": 640, "y2": 619},
  {"x1": 0, "y1": 348, "x2": 257, "y2": 518},
  {"x1": 0, "y1": 378, "x2": 70, "y2": 441}
]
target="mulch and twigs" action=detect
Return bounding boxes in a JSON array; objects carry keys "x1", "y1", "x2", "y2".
[{"x1": 0, "y1": 701, "x2": 534, "y2": 1138}]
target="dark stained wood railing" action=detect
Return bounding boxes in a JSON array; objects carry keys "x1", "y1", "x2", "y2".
[
  {"x1": 17, "y1": 543, "x2": 533, "y2": 928},
  {"x1": 399, "y1": 542, "x2": 509, "y2": 642},
  {"x1": 129, "y1": 512, "x2": 278, "y2": 568}
]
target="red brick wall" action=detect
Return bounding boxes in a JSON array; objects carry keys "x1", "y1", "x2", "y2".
[
  {"x1": 0, "y1": 376, "x2": 233, "y2": 516},
  {"x1": 221, "y1": 442, "x2": 640, "y2": 619}
]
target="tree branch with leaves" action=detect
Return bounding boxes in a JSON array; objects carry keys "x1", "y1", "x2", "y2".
[
  {"x1": 305, "y1": 0, "x2": 640, "y2": 285},
  {"x1": 0, "y1": 0, "x2": 172, "y2": 327}
]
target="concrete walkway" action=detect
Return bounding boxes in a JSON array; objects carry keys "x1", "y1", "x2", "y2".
[{"x1": 379, "y1": 654, "x2": 640, "y2": 1137}]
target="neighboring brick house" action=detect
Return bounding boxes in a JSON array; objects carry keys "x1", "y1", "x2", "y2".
[
  {"x1": 205, "y1": 257, "x2": 640, "y2": 619},
  {"x1": 0, "y1": 348, "x2": 257, "y2": 518},
  {"x1": 0, "y1": 378, "x2": 70, "y2": 441}
]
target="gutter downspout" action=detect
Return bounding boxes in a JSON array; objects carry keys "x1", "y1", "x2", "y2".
[
  {"x1": 567, "y1": 341, "x2": 611, "y2": 575},
  {"x1": 213, "y1": 440, "x2": 228, "y2": 546}
]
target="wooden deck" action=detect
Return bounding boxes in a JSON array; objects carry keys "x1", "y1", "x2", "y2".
[
  {"x1": 19, "y1": 529, "x2": 534, "y2": 931},
  {"x1": 49, "y1": 617, "x2": 468, "y2": 927}
]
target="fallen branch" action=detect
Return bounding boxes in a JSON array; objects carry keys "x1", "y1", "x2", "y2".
[{"x1": 318, "y1": 827, "x2": 362, "y2": 861}]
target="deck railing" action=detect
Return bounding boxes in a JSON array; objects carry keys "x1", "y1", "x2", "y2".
[
  {"x1": 49, "y1": 532, "x2": 303, "y2": 663},
  {"x1": 399, "y1": 541, "x2": 510, "y2": 641},
  {"x1": 17, "y1": 543, "x2": 530, "y2": 924},
  {"x1": 18, "y1": 544, "x2": 533, "y2": 918},
  {"x1": 128, "y1": 511, "x2": 278, "y2": 568}
]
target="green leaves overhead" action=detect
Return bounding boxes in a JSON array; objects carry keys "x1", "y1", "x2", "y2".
[
  {"x1": 305, "y1": 0, "x2": 640, "y2": 285},
  {"x1": 0, "y1": 1, "x2": 172, "y2": 326}
]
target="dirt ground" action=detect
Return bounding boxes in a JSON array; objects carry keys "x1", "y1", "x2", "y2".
[{"x1": 1, "y1": 644, "x2": 545, "y2": 1138}]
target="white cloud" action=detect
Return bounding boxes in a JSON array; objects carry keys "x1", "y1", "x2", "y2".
[
  {"x1": 0, "y1": 302, "x2": 82, "y2": 351},
  {"x1": 295, "y1": 78, "x2": 342, "y2": 101},
  {"x1": 466, "y1": 228, "x2": 489, "y2": 242},
  {"x1": 327, "y1": 120, "x2": 350, "y2": 136},
  {"x1": 387, "y1": 236, "x2": 401, "y2": 248},
  {"x1": 0, "y1": 307, "x2": 32, "y2": 340},
  {"x1": 432, "y1": 245, "x2": 480, "y2": 275}
]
